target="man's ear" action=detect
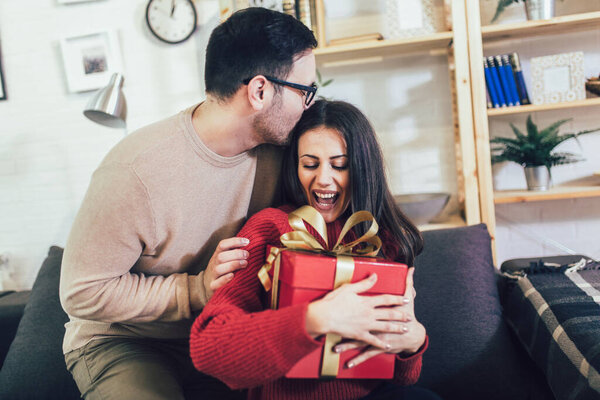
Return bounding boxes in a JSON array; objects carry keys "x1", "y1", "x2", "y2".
[{"x1": 246, "y1": 75, "x2": 272, "y2": 111}]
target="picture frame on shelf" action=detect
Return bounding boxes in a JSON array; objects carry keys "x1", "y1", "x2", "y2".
[
  {"x1": 60, "y1": 30, "x2": 123, "y2": 93},
  {"x1": 384, "y1": 0, "x2": 441, "y2": 39},
  {"x1": 530, "y1": 51, "x2": 586, "y2": 105}
]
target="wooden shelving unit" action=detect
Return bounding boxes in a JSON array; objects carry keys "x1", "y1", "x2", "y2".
[
  {"x1": 487, "y1": 97, "x2": 600, "y2": 116},
  {"x1": 465, "y1": 5, "x2": 600, "y2": 261},
  {"x1": 419, "y1": 214, "x2": 466, "y2": 231},
  {"x1": 495, "y1": 186, "x2": 600, "y2": 204},
  {"x1": 481, "y1": 11, "x2": 600, "y2": 42},
  {"x1": 312, "y1": 0, "x2": 481, "y2": 230},
  {"x1": 313, "y1": 31, "x2": 453, "y2": 65}
]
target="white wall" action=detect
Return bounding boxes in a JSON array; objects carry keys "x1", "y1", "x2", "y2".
[
  {"x1": 0, "y1": 0, "x2": 219, "y2": 289},
  {"x1": 0, "y1": 0, "x2": 598, "y2": 290}
]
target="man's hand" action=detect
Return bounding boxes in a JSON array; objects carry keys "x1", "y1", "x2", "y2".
[
  {"x1": 332, "y1": 268, "x2": 426, "y2": 368},
  {"x1": 203, "y1": 237, "x2": 250, "y2": 301}
]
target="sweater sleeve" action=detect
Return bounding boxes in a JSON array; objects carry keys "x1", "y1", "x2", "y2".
[
  {"x1": 60, "y1": 164, "x2": 198, "y2": 323},
  {"x1": 190, "y1": 209, "x2": 321, "y2": 390},
  {"x1": 393, "y1": 335, "x2": 428, "y2": 385}
]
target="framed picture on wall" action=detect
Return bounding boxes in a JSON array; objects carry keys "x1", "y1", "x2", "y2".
[
  {"x1": 60, "y1": 30, "x2": 123, "y2": 93},
  {"x1": 0, "y1": 41, "x2": 6, "y2": 101},
  {"x1": 530, "y1": 51, "x2": 586, "y2": 105}
]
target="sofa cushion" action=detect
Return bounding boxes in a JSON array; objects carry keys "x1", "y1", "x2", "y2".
[
  {"x1": 0, "y1": 290, "x2": 30, "y2": 369},
  {"x1": 503, "y1": 268, "x2": 600, "y2": 400},
  {"x1": 414, "y1": 224, "x2": 553, "y2": 400},
  {"x1": 0, "y1": 246, "x2": 80, "y2": 400}
]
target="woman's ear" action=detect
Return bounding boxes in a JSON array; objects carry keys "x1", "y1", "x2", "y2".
[{"x1": 246, "y1": 75, "x2": 272, "y2": 111}]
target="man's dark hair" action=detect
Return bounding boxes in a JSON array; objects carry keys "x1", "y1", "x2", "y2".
[
  {"x1": 282, "y1": 100, "x2": 424, "y2": 266},
  {"x1": 205, "y1": 7, "x2": 317, "y2": 100}
]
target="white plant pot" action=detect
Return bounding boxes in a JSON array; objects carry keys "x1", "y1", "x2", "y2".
[{"x1": 525, "y1": 0, "x2": 555, "y2": 20}]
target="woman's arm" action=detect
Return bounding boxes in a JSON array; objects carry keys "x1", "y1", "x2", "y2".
[{"x1": 190, "y1": 209, "x2": 322, "y2": 389}]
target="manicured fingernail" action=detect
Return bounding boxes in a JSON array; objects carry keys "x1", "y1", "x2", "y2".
[
  {"x1": 402, "y1": 326, "x2": 409, "y2": 333},
  {"x1": 403, "y1": 297, "x2": 410, "y2": 304},
  {"x1": 240, "y1": 260, "x2": 248, "y2": 266},
  {"x1": 371, "y1": 274, "x2": 377, "y2": 281},
  {"x1": 347, "y1": 362, "x2": 354, "y2": 369},
  {"x1": 243, "y1": 251, "x2": 249, "y2": 257},
  {"x1": 242, "y1": 238, "x2": 250, "y2": 244},
  {"x1": 406, "y1": 316, "x2": 412, "y2": 322},
  {"x1": 334, "y1": 346, "x2": 341, "y2": 353},
  {"x1": 385, "y1": 343, "x2": 391, "y2": 350}
]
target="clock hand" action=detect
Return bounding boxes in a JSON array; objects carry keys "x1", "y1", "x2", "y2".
[{"x1": 170, "y1": 0, "x2": 175, "y2": 17}]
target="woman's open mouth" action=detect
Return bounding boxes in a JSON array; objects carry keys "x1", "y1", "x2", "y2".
[{"x1": 312, "y1": 190, "x2": 339, "y2": 211}]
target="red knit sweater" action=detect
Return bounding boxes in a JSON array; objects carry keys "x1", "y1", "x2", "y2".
[{"x1": 190, "y1": 207, "x2": 426, "y2": 400}]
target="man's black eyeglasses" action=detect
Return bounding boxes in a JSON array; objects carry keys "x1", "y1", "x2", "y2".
[{"x1": 243, "y1": 75, "x2": 318, "y2": 106}]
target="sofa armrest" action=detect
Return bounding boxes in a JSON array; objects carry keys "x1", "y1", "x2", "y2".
[{"x1": 0, "y1": 291, "x2": 30, "y2": 368}]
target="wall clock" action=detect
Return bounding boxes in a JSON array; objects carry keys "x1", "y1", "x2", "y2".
[{"x1": 146, "y1": 0, "x2": 198, "y2": 44}]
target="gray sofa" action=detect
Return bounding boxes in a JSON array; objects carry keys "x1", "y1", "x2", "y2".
[{"x1": 0, "y1": 224, "x2": 554, "y2": 399}]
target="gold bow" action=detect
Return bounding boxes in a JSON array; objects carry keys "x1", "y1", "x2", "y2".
[{"x1": 257, "y1": 206, "x2": 382, "y2": 378}]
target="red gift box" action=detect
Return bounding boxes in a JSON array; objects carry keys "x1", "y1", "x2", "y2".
[{"x1": 266, "y1": 247, "x2": 408, "y2": 379}]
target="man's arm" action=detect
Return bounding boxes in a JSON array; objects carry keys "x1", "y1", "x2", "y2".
[{"x1": 59, "y1": 164, "x2": 201, "y2": 323}]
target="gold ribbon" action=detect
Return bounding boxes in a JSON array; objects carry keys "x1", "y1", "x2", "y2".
[{"x1": 257, "y1": 206, "x2": 382, "y2": 377}]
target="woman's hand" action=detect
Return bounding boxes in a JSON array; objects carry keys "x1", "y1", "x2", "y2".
[
  {"x1": 332, "y1": 268, "x2": 426, "y2": 368},
  {"x1": 305, "y1": 273, "x2": 413, "y2": 350}
]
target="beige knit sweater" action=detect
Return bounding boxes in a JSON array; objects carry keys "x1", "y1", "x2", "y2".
[{"x1": 60, "y1": 104, "x2": 281, "y2": 354}]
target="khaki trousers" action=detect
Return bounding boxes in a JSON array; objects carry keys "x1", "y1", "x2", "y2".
[{"x1": 65, "y1": 337, "x2": 245, "y2": 400}]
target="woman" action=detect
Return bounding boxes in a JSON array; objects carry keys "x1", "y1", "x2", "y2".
[{"x1": 190, "y1": 100, "x2": 435, "y2": 400}]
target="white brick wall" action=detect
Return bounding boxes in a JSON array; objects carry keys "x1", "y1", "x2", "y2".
[{"x1": 0, "y1": 0, "x2": 599, "y2": 289}]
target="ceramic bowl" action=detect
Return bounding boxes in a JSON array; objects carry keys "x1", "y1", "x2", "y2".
[{"x1": 394, "y1": 192, "x2": 451, "y2": 225}]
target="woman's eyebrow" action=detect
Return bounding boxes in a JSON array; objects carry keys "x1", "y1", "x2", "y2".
[
  {"x1": 299, "y1": 154, "x2": 319, "y2": 160},
  {"x1": 330, "y1": 155, "x2": 348, "y2": 160}
]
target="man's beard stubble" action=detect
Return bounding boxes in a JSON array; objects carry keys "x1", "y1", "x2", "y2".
[{"x1": 252, "y1": 93, "x2": 294, "y2": 146}]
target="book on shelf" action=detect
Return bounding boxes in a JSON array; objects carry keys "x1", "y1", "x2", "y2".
[
  {"x1": 483, "y1": 53, "x2": 531, "y2": 109},
  {"x1": 483, "y1": 58, "x2": 500, "y2": 108},
  {"x1": 494, "y1": 55, "x2": 515, "y2": 106},
  {"x1": 486, "y1": 56, "x2": 507, "y2": 108},
  {"x1": 509, "y1": 53, "x2": 530, "y2": 105}
]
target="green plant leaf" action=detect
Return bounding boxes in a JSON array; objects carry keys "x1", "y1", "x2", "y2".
[
  {"x1": 526, "y1": 115, "x2": 539, "y2": 142},
  {"x1": 489, "y1": 116, "x2": 600, "y2": 168},
  {"x1": 322, "y1": 79, "x2": 334, "y2": 87},
  {"x1": 491, "y1": 0, "x2": 521, "y2": 23}
]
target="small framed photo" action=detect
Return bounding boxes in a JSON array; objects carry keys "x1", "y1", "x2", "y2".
[
  {"x1": 384, "y1": 0, "x2": 442, "y2": 39},
  {"x1": 60, "y1": 30, "x2": 123, "y2": 93},
  {"x1": 530, "y1": 51, "x2": 586, "y2": 104}
]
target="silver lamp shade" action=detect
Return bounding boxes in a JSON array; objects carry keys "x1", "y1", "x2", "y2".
[{"x1": 83, "y1": 73, "x2": 127, "y2": 129}]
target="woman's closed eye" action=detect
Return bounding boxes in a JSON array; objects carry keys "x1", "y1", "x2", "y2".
[
  {"x1": 332, "y1": 163, "x2": 348, "y2": 171},
  {"x1": 302, "y1": 163, "x2": 318, "y2": 170}
]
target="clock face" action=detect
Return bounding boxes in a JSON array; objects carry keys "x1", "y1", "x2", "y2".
[
  {"x1": 248, "y1": 0, "x2": 282, "y2": 12},
  {"x1": 146, "y1": 0, "x2": 197, "y2": 44}
]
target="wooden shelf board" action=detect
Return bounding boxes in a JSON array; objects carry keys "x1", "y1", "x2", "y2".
[
  {"x1": 487, "y1": 98, "x2": 600, "y2": 116},
  {"x1": 494, "y1": 185, "x2": 600, "y2": 204},
  {"x1": 481, "y1": 11, "x2": 600, "y2": 42},
  {"x1": 419, "y1": 214, "x2": 466, "y2": 231},
  {"x1": 314, "y1": 31, "x2": 453, "y2": 65}
]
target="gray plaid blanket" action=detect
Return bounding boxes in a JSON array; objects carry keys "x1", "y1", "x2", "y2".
[{"x1": 504, "y1": 265, "x2": 600, "y2": 400}]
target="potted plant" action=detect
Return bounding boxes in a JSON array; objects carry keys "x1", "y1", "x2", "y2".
[
  {"x1": 491, "y1": 0, "x2": 558, "y2": 23},
  {"x1": 490, "y1": 115, "x2": 600, "y2": 190}
]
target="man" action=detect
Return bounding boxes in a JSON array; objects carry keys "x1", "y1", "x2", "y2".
[{"x1": 59, "y1": 8, "x2": 317, "y2": 400}]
